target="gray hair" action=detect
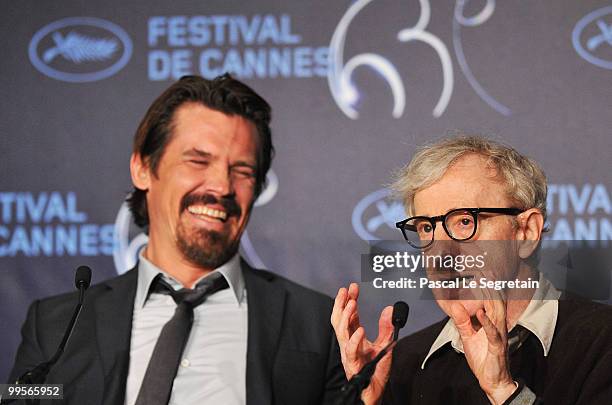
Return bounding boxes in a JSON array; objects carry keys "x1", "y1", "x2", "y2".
[{"x1": 391, "y1": 135, "x2": 548, "y2": 224}]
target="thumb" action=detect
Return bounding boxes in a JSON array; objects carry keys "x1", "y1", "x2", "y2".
[
  {"x1": 363, "y1": 348, "x2": 393, "y2": 405},
  {"x1": 449, "y1": 302, "x2": 475, "y2": 339},
  {"x1": 374, "y1": 348, "x2": 393, "y2": 382},
  {"x1": 375, "y1": 306, "x2": 394, "y2": 346}
]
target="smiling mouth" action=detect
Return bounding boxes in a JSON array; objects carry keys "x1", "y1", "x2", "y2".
[{"x1": 187, "y1": 205, "x2": 228, "y2": 222}]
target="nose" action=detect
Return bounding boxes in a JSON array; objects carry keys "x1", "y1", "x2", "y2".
[{"x1": 206, "y1": 163, "x2": 234, "y2": 197}]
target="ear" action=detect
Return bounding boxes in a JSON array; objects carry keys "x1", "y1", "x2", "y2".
[
  {"x1": 515, "y1": 208, "x2": 544, "y2": 259},
  {"x1": 130, "y1": 153, "x2": 151, "y2": 191}
]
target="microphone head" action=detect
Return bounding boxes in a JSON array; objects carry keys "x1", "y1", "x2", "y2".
[
  {"x1": 75, "y1": 266, "x2": 92, "y2": 290},
  {"x1": 392, "y1": 301, "x2": 409, "y2": 329}
]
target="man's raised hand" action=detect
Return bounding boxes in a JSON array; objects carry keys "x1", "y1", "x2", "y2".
[{"x1": 331, "y1": 283, "x2": 395, "y2": 405}]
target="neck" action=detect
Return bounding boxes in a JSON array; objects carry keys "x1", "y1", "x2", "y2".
[{"x1": 143, "y1": 241, "x2": 214, "y2": 289}]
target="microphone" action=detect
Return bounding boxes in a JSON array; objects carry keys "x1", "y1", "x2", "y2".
[
  {"x1": 392, "y1": 301, "x2": 409, "y2": 341},
  {"x1": 75, "y1": 265, "x2": 92, "y2": 290},
  {"x1": 16, "y1": 266, "x2": 92, "y2": 385},
  {"x1": 339, "y1": 301, "x2": 409, "y2": 405}
]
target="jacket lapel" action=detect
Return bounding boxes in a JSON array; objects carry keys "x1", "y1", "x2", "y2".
[
  {"x1": 94, "y1": 267, "x2": 138, "y2": 405},
  {"x1": 242, "y1": 260, "x2": 287, "y2": 405}
]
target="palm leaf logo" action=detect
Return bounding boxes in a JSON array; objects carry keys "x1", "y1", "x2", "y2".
[{"x1": 42, "y1": 31, "x2": 118, "y2": 63}]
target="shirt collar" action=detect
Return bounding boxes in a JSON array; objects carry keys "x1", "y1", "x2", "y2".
[
  {"x1": 420, "y1": 272, "x2": 561, "y2": 369},
  {"x1": 135, "y1": 249, "x2": 245, "y2": 309}
]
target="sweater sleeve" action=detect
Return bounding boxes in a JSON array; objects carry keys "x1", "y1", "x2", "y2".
[{"x1": 505, "y1": 383, "x2": 538, "y2": 405}]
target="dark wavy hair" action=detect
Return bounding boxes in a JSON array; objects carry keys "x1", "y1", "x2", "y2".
[{"x1": 127, "y1": 73, "x2": 274, "y2": 229}]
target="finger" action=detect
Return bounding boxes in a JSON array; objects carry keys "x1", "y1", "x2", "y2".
[
  {"x1": 482, "y1": 296, "x2": 507, "y2": 332},
  {"x1": 345, "y1": 286, "x2": 362, "y2": 335},
  {"x1": 480, "y1": 283, "x2": 504, "y2": 312},
  {"x1": 348, "y1": 310, "x2": 361, "y2": 335},
  {"x1": 476, "y1": 308, "x2": 504, "y2": 352},
  {"x1": 337, "y1": 299, "x2": 358, "y2": 345},
  {"x1": 480, "y1": 283, "x2": 502, "y2": 304},
  {"x1": 374, "y1": 306, "x2": 394, "y2": 346},
  {"x1": 331, "y1": 287, "x2": 348, "y2": 329},
  {"x1": 346, "y1": 326, "x2": 366, "y2": 372},
  {"x1": 450, "y1": 302, "x2": 476, "y2": 339},
  {"x1": 481, "y1": 281, "x2": 507, "y2": 303},
  {"x1": 348, "y1": 282, "x2": 360, "y2": 300}
]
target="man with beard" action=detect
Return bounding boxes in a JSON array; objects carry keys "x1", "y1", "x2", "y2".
[
  {"x1": 9, "y1": 74, "x2": 345, "y2": 405},
  {"x1": 331, "y1": 136, "x2": 612, "y2": 404}
]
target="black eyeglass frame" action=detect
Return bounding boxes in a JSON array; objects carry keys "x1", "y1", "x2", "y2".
[{"x1": 395, "y1": 207, "x2": 524, "y2": 248}]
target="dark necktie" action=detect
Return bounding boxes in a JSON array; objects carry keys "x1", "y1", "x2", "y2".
[
  {"x1": 508, "y1": 324, "x2": 531, "y2": 355},
  {"x1": 134, "y1": 273, "x2": 229, "y2": 405}
]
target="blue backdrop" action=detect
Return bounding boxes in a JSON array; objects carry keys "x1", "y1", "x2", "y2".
[{"x1": 2, "y1": 0, "x2": 611, "y2": 381}]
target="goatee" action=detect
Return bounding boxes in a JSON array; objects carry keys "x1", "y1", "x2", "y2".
[
  {"x1": 176, "y1": 191, "x2": 243, "y2": 269},
  {"x1": 176, "y1": 223, "x2": 239, "y2": 269}
]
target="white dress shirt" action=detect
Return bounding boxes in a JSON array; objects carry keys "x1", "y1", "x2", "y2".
[{"x1": 124, "y1": 252, "x2": 248, "y2": 405}]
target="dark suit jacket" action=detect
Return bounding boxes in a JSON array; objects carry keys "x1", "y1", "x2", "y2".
[{"x1": 9, "y1": 260, "x2": 346, "y2": 405}]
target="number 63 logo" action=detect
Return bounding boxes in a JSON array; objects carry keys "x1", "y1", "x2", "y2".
[{"x1": 328, "y1": 0, "x2": 511, "y2": 119}]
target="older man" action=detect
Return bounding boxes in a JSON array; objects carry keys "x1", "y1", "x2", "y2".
[
  {"x1": 9, "y1": 74, "x2": 345, "y2": 405},
  {"x1": 332, "y1": 136, "x2": 612, "y2": 404}
]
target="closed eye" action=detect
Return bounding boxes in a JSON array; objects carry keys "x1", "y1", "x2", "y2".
[
  {"x1": 189, "y1": 159, "x2": 210, "y2": 166},
  {"x1": 183, "y1": 148, "x2": 212, "y2": 165},
  {"x1": 231, "y1": 161, "x2": 256, "y2": 177},
  {"x1": 232, "y1": 167, "x2": 256, "y2": 178}
]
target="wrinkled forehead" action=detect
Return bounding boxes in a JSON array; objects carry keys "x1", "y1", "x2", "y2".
[
  {"x1": 169, "y1": 103, "x2": 258, "y2": 151},
  {"x1": 412, "y1": 154, "x2": 511, "y2": 216}
]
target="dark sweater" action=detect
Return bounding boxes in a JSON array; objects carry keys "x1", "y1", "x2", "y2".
[{"x1": 382, "y1": 296, "x2": 612, "y2": 404}]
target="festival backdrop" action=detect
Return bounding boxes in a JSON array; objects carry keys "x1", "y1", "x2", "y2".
[{"x1": 1, "y1": 0, "x2": 611, "y2": 380}]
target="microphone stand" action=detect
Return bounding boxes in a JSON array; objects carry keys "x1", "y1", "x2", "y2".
[
  {"x1": 17, "y1": 286, "x2": 85, "y2": 386},
  {"x1": 1, "y1": 267, "x2": 91, "y2": 405}
]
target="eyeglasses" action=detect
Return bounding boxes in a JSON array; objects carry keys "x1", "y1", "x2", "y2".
[{"x1": 395, "y1": 207, "x2": 523, "y2": 249}]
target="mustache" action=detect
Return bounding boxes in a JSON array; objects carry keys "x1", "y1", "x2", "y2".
[{"x1": 180, "y1": 193, "x2": 242, "y2": 219}]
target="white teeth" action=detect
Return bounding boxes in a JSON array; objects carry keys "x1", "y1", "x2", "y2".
[{"x1": 187, "y1": 205, "x2": 228, "y2": 220}]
